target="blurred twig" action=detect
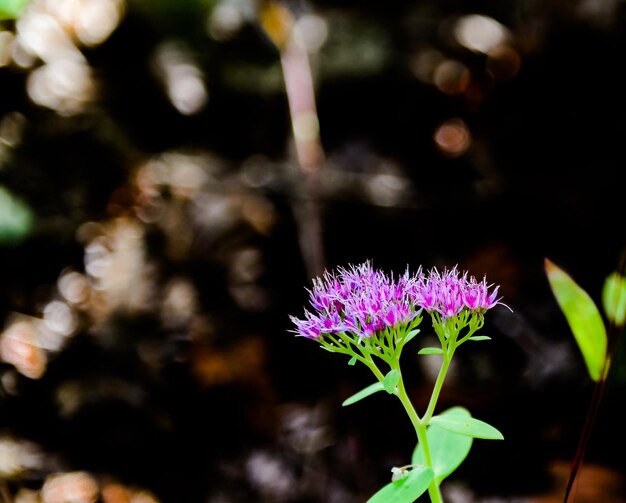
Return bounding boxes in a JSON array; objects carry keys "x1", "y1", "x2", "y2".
[
  {"x1": 0, "y1": 477, "x2": 13, "y2": 503},
  {"x1": 259, "y1": 0, "x2": 326, "y2": 278}
]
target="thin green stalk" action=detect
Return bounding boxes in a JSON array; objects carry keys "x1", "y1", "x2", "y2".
[
  {"x1": 422, "y1": 352, "x2": 453, "y2": 423},
  {"x1": 363, "y1": 343, "x2": 444, "y2": 503},
  {"x1": 362, "y1": 354, "x2": 387, "y2": 383},
  {"x1": 395, "y1": 370, "x2": 444, "y2": 503}
]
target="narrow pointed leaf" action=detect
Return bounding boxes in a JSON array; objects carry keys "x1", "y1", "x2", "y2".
[
  {"x1": 429, "y1": 409, "x2": 503, "y2": 440},
  {"x1": 545, "y1": 258, "x2": 607, "y2": 381},
  {"x1": 342, "y1": 382, "x2": 385, "y2": 406},
  {"x1": 602, "y1": 272, "x2": 626, "y2": 328},
  {"x1": 469, "y1": 336, "x2": 491, "y2": 341},
  {"x1": 348, "y1": 356, "x2": 358, "y2": 366},
  {"x1": 418, "y1": 347, "x2": 443, "y2": 355},
  {"x1": 404, "y1": 329, "x2": 420, "y2": 344},
  {"x1": 413, "y1": 407, "x2": 473, "y2": 483},
  {"x1": 383, "y1": 370, "x2": 400, "y2": 393},
  {"x1": 366, "y1": 465, "x2": 434, "y2": 503}
]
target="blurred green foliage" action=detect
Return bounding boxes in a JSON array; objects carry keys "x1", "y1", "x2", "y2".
[
  {"x1": 0, "y1": 184, "x2": 33, "y2": 244},
  {"x1": 0, "y1": 0, "x2": 30, "y2": 20}
]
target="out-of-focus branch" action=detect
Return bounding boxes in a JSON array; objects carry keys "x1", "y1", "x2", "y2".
[
  {"x1": 259, "y1": 0, "x2": 326, "y2": 278},
  {"x1": 0, "y1": 477, "x2": 14, "y2": 503}
]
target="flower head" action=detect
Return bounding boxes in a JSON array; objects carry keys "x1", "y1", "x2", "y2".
[
  {"x1": 289, "y1": 261, "x2": 422, "y2": 340},
  {"x1": 289, "y1": 261, "x2": 508, "y2": 341},
  {"x1": 413, "y1": 265, "x2": 507, "y2": 318}
]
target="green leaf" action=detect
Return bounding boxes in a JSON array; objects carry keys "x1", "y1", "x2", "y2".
[
  {"x1": 418, "y1": 347, "x2": 443, "y2": 355},
  {"x1": 429, "y1": 408, "x2": 503, "y2": 440},
  {"x1": 412, "y1": 407, "x2": 473, "y2": 483},
  {"x1": 602, "y1": 272, "x2": 626, "y2": 328},
  {"x1": 0, "y1": 185, "x2": 34, "y2": 245},
  {"x1": 342, "y1": 382, "x2": 385, "y2": 406},
  {"x1": 0, "y1": 0, "x2": 31, "y2": 20},
  {"x1": 366, "y1": 465, "x2": 434, "y2": 503},
  {"x1": 404, "y1": 328, "x2": 420, "y2": 344},
  {"x1": 545, "y1": 258, "x2": 607, "y2": 382},
  {"x1": 383, "y1": 369, "x2": 400, "y2": 393},
  {"x1": 348, "y1": 356, "x2": 358, "y2": 366},
  {"x1": 469, "y1": 336, "x2": 491, "y2": 341}
]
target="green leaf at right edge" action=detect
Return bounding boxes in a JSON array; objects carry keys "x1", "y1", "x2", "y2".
[
  {"x1": 602, "y1": 272, "x2": 626, "y2": 328},
  {"x1": 545, "y1": 258, "x2": 607, "y2": 382},
  {"x1": 366, "y1": 465, "x2": 434, "y2": 503},
  {"x1": 0, "y1": 0, "x2": 31, "y2": 20},
  {"x1": 412, "y1": 407, "x2": 473, "y2": 483},
  {"x1": 342, "y1": 382, "x2": 385, "y2": 406}
]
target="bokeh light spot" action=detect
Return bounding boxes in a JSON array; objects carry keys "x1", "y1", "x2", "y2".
[
  {"x1": 487, "y1": 44, "x2": 521, "y2": 80},
  {"x1": 0, "y1": 31, "x2": 15, "y2": 67},
  {"x1": 41, "y1": 471, "x2": 99, "y2": 503},
  {"x1": 43, "y1": 300, "x2": 78, "y2": 336},
  {"x1": 294, "y1": 14, "x2": 328, "y2": 52},
  {"x1": 433, "y1": 59, "x2": 470, "y2": 95},
  {"x1": 454, "y1": 14, "x2": 510, "y2": 54},
  {"x1": 433, "y1": 118, "x2": 472, "y2": 157},
  {"x1": 408, "y1": 49, "x2": 444, "y2": 84},
  {"x1": 152, "y1": 41, "x2": 209, "y2": 116},
  {"x1": 0, "y1": 318, "x2": 47, "y2": 380}
]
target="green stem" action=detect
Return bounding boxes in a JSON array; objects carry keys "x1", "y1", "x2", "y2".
[
  {"x1": 422, "y1": 351, "x2": 453, "y2": 423},
  {"x1": 395, "y1": 360, "x2": 444, "y2": 503},
  {"x1": 362, "y1": 355, "x2": 386, "y2": 383}
]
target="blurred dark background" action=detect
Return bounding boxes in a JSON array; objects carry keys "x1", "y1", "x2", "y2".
[{"x1": 1, "y1": 0, "x2": 626, "y2": 502}]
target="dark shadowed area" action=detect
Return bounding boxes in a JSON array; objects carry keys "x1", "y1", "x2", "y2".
[{"x1": 1, "y1": 0, "x2": 626, "y2": 502}]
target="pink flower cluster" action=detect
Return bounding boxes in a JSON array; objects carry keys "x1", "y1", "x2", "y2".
[
  {"x1": 290, "y1": 261, "x2": 505, "y2": 340},
  {"x1": 413, "y1": 266, "x2": 504, "y2": 318}
]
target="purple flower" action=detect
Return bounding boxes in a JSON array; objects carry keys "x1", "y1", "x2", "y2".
[
  {"x1": 413, "y1": 266, "x2": 507, "y2": 318},
  {"x1": 289, "y1": 261, "x2": 422, "y2": 340},
  {"x1": 289, "y1": 261, "x2": 508, "y2": 340}
]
